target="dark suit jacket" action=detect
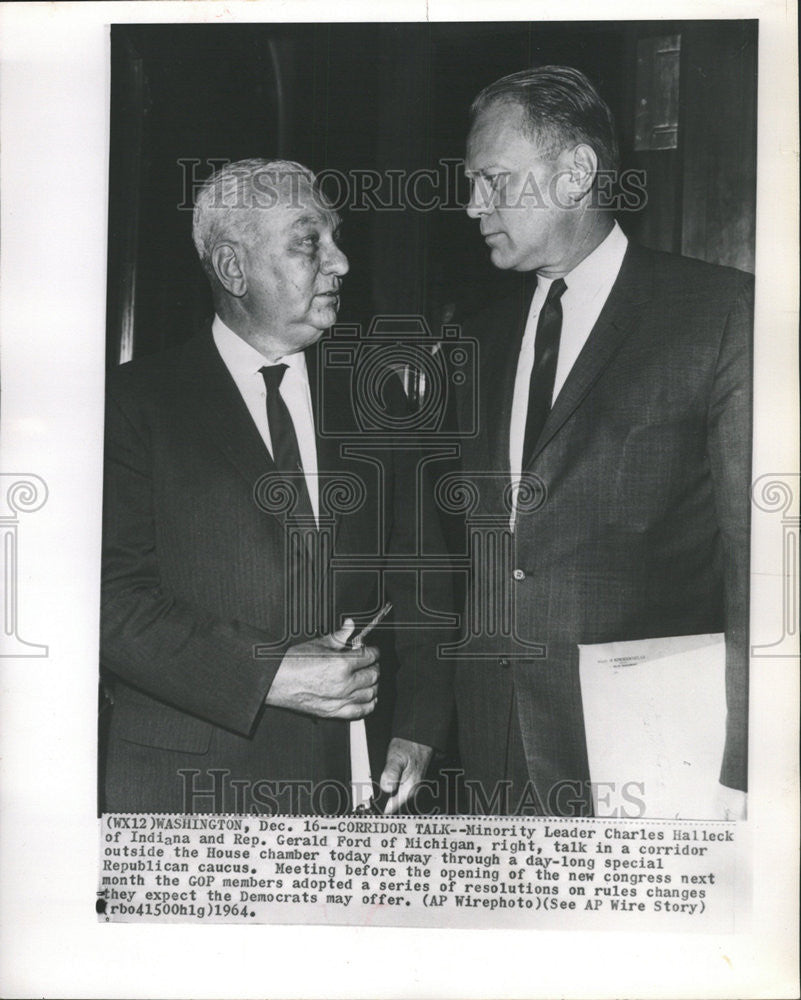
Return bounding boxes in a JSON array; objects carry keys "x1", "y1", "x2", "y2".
[
  {"x1": 100, "y1": 327, "x2": 452, "y2": 814},
  {"x1": 453, "y1": 242, "x2": 752, "y2": 816}
]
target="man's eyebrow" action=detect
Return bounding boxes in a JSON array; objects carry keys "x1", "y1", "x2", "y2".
[
  {"x1": 289, "y1": 212, "x2": 341, "y2": 231},
  {"x1": 464, "y1": 166, "x2": 494, "y2": 179},
  {"x1": 290, "y1": 214, "x2": 324, "y2": 230}
]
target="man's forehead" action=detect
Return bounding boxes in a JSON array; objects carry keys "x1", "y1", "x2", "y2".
[
  {"x1": 254, "y1": 183, "x2": 339, "y2": 232},
  {"x1": 287, "y1": 205, "x2": 341, "y2": 230},
  {"x1": 466, "y1": 102, "x2": 537, "y2": 167}
]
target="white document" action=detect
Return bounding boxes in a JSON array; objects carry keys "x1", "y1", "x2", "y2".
[{"x1": 578, "y1": 633, "x2": 726, "y2": 819}]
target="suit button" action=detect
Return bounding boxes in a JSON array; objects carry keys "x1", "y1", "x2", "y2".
[
  {"x1": 498, "y1": 657, "x2": 510, "y2": 668},
  {"x1": 512, "y1": 568, "x2": 525, "y2": 581}
]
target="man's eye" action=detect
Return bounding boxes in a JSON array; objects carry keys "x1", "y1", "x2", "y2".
[{"x1": 299, "y1": 236, "x2": 319, "y2": 248}]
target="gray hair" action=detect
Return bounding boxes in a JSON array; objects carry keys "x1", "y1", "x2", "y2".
[
  {"x1": 471, "y1": 65, "x2": 620, "y2": 175},
  {"x1": 192, "y1": 158, "x2": 317, "y2": 275}
]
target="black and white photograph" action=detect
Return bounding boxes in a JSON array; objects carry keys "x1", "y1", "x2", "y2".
[
  {"x1": 100, "y1": 19, "x2": 754, "y2": 822},
  {"x1": 0, "y1": 1, "x2": 798, "y2": 997}
]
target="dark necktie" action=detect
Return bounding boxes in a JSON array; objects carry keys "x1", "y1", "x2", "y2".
[
  {"x1": 259, "y1": 364, "x2": 314, "y2": 520},
  {"x1": 522, "y1": 277, "x2": 567, "y2": 466}
]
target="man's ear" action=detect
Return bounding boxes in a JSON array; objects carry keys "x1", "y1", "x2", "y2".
[
  {"x1": 567, "y1": 143, "x2": 599, "y2": 202},
  {"x1": 211, "y1": 243, "x2": 247, "y2": 297}
]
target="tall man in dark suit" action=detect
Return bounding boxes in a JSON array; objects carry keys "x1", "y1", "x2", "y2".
[
  {"x1": 454, "y1": 66, "x2": 751, "y2": 818},
  {"x1": 100, "y1": 158, "x2": 451, "y2": 815}
]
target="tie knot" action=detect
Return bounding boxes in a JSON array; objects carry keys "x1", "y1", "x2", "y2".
[
  {"x1": 545, "y1": 277, "x2": 567, "y2": 304},
  {"x1": 259, "y1": 364, "x2": 288, "y2": 392}
]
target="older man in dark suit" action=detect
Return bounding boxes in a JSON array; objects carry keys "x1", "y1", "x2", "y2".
[
  {"x1": 453, "y1": 66, "x2": 751, "y2": 818},
  {"x1": 100, "y1": 159, "x2": 451, "y2": 815}
]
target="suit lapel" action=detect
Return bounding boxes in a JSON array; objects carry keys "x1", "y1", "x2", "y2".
[
  {"x1": 527, "y1": 243, "x2": 654, "y2": 464},
  {"x1": 184, "y1": 328, "x2": 338, "y2": 572},
  {"x1": 181, "y1": 327, "x2": 331, "y2": 577},
  {"x1": 179, "y1": 327, "x2": 277, "y2": 489}
]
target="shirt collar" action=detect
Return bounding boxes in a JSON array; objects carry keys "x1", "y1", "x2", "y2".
[
  {"x1": 212, "y1": 314, "x2": 308, "y2": 381},
  {"x1": 539, "y1": 220, "x2": 628, "y2": 299}
]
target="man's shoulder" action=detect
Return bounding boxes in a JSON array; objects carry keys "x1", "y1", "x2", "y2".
[
  {"x1": 457, "y1": 276, "x2": 534, "y2": 342},
  {"x1": 107, "y1": 331, "x2": 210, "y2": 404},
  {"x1": 628, "y1": 242, "x2": 754, "y2": 300},
  {"x1": 455, "y1": 242, "x2": 753, "y2": 338}
]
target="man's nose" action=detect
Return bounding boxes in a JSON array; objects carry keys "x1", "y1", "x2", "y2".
[
  {"x1": 323, "y1": 243, "x2": 349, "y2": 277},
  {"x1": 466, "y1": 177, "x2": 493, "y2": 219}
]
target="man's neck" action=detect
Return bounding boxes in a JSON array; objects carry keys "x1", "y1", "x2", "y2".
[
  {"x1": 537, "y1": 213, "x2": 615, "y2": 279},
  {"x1": 214, "y1": 303, "x2": 285, "y2": 362}
]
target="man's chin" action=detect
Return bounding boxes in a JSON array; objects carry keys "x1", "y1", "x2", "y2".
[
  {"x1": 302, "y1": 307, "x2": 340, "y2": 341},
  {"x1": 304, "y1": 302, "x2": 337, "y2": 329},
  {"x1": 488, "y1": 246, "x2": 518, "y2": 270},
  {"x1": 488, "y1": 247, "x2": 539, "y2": 273}
]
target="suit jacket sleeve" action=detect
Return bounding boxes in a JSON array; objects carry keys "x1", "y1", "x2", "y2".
[
  {"x1": 708, "y1": 273, "x2": 753, "y2": 791},
  {"x1": 101, "y1": 378, "x2": 288, "y2": 737}
]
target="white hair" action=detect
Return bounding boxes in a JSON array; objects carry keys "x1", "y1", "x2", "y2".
[{"x1": 191, "y1": 158, "x2": 317, "y2": 276}]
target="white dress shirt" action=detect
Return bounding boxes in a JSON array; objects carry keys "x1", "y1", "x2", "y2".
[
  {"x1": 509, "y1": 222, "x2": 628, "y2": 526},
  {"x1": 212, "y1": 315, "x2": 319, "y2": 522}
]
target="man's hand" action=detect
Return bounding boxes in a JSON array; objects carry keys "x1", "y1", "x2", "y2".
[
  {"x1": 715, "y1": 784, "x2": 747, "y2": 821},
  {"x1": 266, "y1": 620, "x2": 379, "y2": 719},
  {"x1": 379, "y1": 737, "x2": 433, "y2": 815}
]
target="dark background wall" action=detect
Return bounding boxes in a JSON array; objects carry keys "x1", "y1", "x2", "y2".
[{"x1": 106, "y1": 20, "x2": 757, "y2": 366}]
